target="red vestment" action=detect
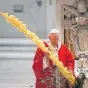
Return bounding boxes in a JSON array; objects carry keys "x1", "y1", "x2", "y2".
[{"x1": 32, "y1": 41, "x2": 75, "y2": 88}]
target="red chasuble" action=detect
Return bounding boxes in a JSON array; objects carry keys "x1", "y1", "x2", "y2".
[{"x1": 32, "y1": 40, "x2": 75, "y2": 88}]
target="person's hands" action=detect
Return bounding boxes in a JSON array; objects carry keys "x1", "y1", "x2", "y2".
[{"x1": 44, "y1": 47, "x2": 51, "y2": 59}]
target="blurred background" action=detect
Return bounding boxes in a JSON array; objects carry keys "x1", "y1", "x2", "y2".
[{"x1": 0, "y1": 0, "x2": 56, "y2": 88}]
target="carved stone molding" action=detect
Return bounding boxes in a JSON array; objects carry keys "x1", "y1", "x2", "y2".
[{"x1": 62, "y1": 0, "x2": 88, "y2": 59}]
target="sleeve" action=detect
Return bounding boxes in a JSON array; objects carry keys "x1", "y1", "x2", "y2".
[
  {"x1": 32, "y1": 47, "x2": 45, "y2": 79},
  {"x1": 66, "y1": 47, "x2": 75, "y2": 77}
]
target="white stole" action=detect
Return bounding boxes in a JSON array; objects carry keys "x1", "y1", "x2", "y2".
[{"x1": 43, "y1": 39, "x2": 61, "y2": 69}]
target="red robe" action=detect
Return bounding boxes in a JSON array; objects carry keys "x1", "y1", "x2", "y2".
[{"x1": 32, "y1": 41, "x2": 75, "y2": 88}]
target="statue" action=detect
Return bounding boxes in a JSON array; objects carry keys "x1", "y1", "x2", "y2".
[
  {"x1": 62, "y1": 0, "x2": 88, "y2": 57},
  {"x1": 62, "y1": 0, "x2": 88, "y2": 81}
]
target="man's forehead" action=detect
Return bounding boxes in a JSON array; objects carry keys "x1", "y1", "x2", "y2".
[{"x1": 49, "y1": 33, "x2": 59, "y2": 37}]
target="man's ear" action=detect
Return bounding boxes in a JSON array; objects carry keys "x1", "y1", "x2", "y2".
[{"x1": 48, "y1": 35, "x2": 50, "y2": 39}]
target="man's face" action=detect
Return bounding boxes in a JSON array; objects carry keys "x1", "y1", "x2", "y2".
[
  {"x1": 49, "y1": 33, "x2": 59, "y2": 46},
  {"x1": 77, "y1": 1, "x2": 87, "y2": 13}
]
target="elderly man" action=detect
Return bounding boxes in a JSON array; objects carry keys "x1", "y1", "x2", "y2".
[{"x1": 32, "y1": 29, "x2": 75, "y2": 88}]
